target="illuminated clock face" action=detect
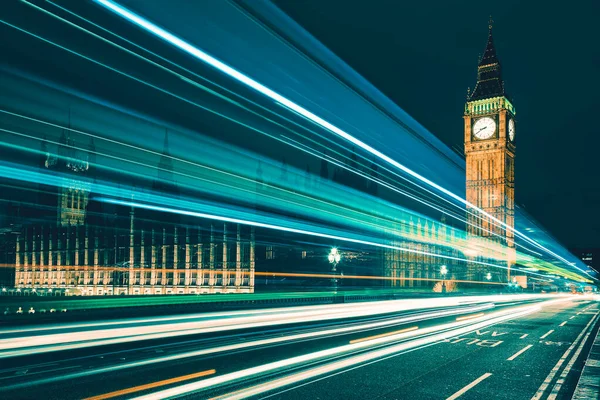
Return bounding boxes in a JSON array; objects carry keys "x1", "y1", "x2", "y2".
[
  {"x1": 472, "y1": 117, "x2": 496, "y2": 140},
  {"x1": 508, "y1": 118, "x2": 515, "y2": 141}
]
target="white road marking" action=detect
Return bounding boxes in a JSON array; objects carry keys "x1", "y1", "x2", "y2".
[
  {"x1": 559, "y1": 321, "x2": 567, "y2": 327},
  {"x1": 540, "y1": 330, "x2": 554, "y2": 339},
  {"x1": 569, "y1": 316, "x2": 575, "y2": 320},
  {"x1": 446, "y1": 373, "x2": 492, "y2": 400},
  {"x1": 531, "y1": 314, "x2": 599, "y2": 400},
  {"x1": 507, "y1": 345, "x2": 533, "y2": 361},
  {"x1": 0, "y1": 362, "x2": 59, "y2": 375},
  {"x1": 519, "y1": 334, "x2": 528, "y2": 339},
  {"x1": 547, "y1": 312, "x2": 600, "y2": 400}
]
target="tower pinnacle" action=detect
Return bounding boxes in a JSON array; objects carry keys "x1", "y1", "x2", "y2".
[{"x1": 468, "y1": 18, "x2": 505, "y2": 101}]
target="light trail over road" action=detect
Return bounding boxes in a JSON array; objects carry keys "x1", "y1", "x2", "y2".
[
  {"x1": 1, "y1": 294, "x2": 596, "y2": 400},
  {"x1": 0, "y1": 294, "x2": 541, "y2": 357}
]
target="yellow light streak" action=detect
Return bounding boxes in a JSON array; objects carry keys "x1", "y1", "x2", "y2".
[
  {"x1": 0, "y1": 264, "x2": 507, "y2": 285},
  {"x1": 349, "y1": 326, "x2": 419, "y2": 344},
  {"x1": 83, "y1": 369, "x2": 216, "y2": 400},
  {"x1": 456, "y1": 313, "x2": 485, "y2": 321}
]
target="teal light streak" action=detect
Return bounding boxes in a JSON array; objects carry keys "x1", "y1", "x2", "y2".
[
  {"x1": 16, "y1": 0, "x2": 522, "y2": 254},
  {"x1": 94, "y1": 0, "x2": 588, "y2": 276}
]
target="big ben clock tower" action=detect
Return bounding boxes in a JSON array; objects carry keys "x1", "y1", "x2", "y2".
[{"x1": 464, "y1": 18, "x2": 516, "y2": 282}]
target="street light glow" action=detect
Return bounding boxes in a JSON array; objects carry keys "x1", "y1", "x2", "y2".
[{"x1": 328, "y1": 248, "x2": 341, "y2": 264}]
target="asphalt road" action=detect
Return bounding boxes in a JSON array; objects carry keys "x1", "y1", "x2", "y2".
[
  {"x1": 265, "y1": 298, "x2": 600, "y2": 400},
  {"x1": 0, "y1": 295, "x2": 597, "y2": 400}
]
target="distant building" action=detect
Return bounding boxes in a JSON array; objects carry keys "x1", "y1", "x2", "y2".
[
  {"x1": 9, "y1": 129, "x2": 255, "y2": 295},
  {"x1": 571, "y1": 248, "x2": 599, "y2": 274}
]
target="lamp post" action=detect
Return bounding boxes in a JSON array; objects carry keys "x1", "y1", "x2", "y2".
[
  {"x1": 440, "y1": 265, "x2": 448, "y2": 293},
  {"x1": 328, "y1": 248, "x2": 341, "y2": 292}
]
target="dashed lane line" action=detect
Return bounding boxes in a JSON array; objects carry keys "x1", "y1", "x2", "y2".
[
  {"x1": 540, "y1": 330, "x2": 554, "y2": 339},
  {"x1": 446, "y1": 373, "x2": 492, "y2": 400},
  {"x1": 507, "y1": 345, "x2": 533, "y2": 361}
]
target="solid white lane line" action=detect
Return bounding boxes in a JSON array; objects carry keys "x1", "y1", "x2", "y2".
[
  {"x1": 446, "y1": 373, "x2": 492, "y2": 400},
  {"x1": 531, "y1": 314, "x2": 599, "y2": 400},
  {"x1": 547, "y1": 313, "x2": 600, "y2": 400},
  {"x1": 520, "y1": 334, "x2": 528, "y2": 339},
  {"x1": 507, "y1": 345, "x2": 533, "y2": 361},
  {"x1": 540, "y1": 330, "x2": 554, "y2": 339},
  {"x1": 559, "y1": 321, "x2": 567, "y2": 327}
]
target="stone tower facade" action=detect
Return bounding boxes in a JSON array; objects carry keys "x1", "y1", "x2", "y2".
[{"x1": 464, "y1": 19, "x2": 516, "y2": 282}]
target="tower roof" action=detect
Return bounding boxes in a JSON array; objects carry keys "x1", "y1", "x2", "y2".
[
  {"x1": 468, "y1": 17, "x2": 506, "y2": 101},
  {"x1": 152, "y1": 129, "x2": 179, "y2": 197}
]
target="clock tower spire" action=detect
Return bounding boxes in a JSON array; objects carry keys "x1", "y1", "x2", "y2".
[
  {"x1": 464, "y1": 19, "x2": 516, "y2": 283},
  {"x1": 469, "y1": 17, "x2": 505, "y2": 101}
]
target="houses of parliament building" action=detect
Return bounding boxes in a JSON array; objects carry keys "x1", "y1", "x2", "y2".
[{"x1": 8, "y1": 131, "x2": 256, "y2": 295}]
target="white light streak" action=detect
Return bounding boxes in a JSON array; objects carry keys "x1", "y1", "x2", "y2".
[
  {"x1": 134, "y1": 302, "x2": 551, "y2": 400},
  {"x1": 94, "y1": 0, "x2": 588, "y2": 275}
]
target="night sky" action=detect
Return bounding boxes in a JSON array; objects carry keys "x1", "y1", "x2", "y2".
[{"x1": 274, "y1": 0, "x2": 600, "y2": 248}]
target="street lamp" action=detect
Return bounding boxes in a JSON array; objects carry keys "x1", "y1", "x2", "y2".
[
  {"x1": 440, "y1": 265, "x2": 448, "y2": 293},
  {"x1": 328, "y1": 248, "x2": 341, "y2": 264},
  {"x1": 328, "y1": 248, "x2": 342, "y2": 292},
  {"x1": 440, "y1": 265, "x2": 448, "y2": 276}
]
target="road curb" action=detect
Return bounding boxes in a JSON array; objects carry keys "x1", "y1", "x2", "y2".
[{"x1": 572, "y1": 312, "x2": 600, "y2": 400}]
